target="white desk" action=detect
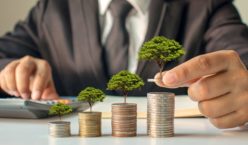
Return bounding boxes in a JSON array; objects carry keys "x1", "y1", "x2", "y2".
[{"x1": 0, "y1": 96, "x2": 248, "y2": 145}]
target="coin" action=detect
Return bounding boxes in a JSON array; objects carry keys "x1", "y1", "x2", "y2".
[
  {"x1": 49, "y1": 121, "x2": 71, "y2": 137},
  {"x1": 147, "y1": 92, "x2": 175, "y2": 137},
  {"x1": 112, "y1": 103, "x2": 137, "y2": 137},
  {"x1": 78, "y1": 112, "x2": 101, "y2": 137}
]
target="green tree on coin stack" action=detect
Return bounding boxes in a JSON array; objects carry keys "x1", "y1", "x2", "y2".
[
  {"x1": 107, "y1": 70, "x2": 144, "y2": 137},
  {"x1": 49, "y1": 103, "x2": 73, "y2": 121},
  {"x1": 138, "y1": 36, "x2": 184, "y2": 137},
  {"x1": 77, "y1": 87, "x2": 106, "y2": 137},
  {"x1": 77, "y1": 87, "x2": 105, "y2": 112},
  {"x1": 107, "y1": 70, "x2": 144, "y2": 103},
  {"x1": 48, "y1": 103, "x2": 72, "y2": 138},
  {"x1": 139, "y1": 36, "x2": 185, "y2": 77}
]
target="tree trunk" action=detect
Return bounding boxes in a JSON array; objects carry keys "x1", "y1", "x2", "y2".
[
  {"x1": 89, "y1": 102, "x2": 92, "y2": 112},
  {"x1": 156, "y1": 60, "x2": 165, "y2": 79},
  {"x1": 123, "y1": 91, "x2": 128, "y2": 104},
  {"x1": 59, "y1": 114, "x2": 61, "y2": 121},
  {"x1": 159, "y1": 63, "x2": 164, "y2": 78}
]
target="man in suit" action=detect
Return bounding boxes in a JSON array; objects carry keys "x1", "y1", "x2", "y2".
[{"x1": 0, "y1": 0, "x2": 248, "y2": 128}]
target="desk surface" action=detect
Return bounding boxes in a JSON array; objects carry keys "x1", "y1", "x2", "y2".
[{"x1": 0, "y1": 96, "x2": 248, "y2": 145}]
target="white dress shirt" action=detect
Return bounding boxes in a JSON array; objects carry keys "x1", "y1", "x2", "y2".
[{"x1": 98, "y1": 0, "x2": 150, "y2": 73}]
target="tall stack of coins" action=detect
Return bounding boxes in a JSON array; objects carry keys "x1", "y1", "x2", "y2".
[
  {"x1": 78, "y1": 112, "x2": 101, "y2": 137},
  {"x1": 49, "y1": 121, "x2": 71, "y2": 137},
  {"x1": 147, "y1": 92, "x2": 175, "y2": 137},
  {"x1": 112, "y1": 103, "x2": 137, "y2": 137}
]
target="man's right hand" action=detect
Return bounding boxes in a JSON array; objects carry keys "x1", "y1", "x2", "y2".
[{"x1": 0, "y1": 56, "x2": 59, "y2": 100}]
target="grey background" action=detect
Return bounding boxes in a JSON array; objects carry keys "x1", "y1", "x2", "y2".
[{"x1": 0, "y1": 0, "x2": 247, "y2": 36}]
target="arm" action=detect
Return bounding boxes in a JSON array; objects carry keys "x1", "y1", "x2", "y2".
[{"x1": 204, "y1": 0, "x2": 248, "y2": 67}]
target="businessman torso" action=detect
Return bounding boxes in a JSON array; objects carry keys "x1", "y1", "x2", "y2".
[{"x1": 0, "y1": 0, "x2": 248, "y2": 96}]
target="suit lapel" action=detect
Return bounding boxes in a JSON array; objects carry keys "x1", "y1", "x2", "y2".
[{"x1": 136, "y1": 0, "x2": 187, "y2": 76}]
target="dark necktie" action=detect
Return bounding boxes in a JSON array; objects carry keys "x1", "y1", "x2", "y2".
[{"x1": 105, "y1": 0, "x2": 133, "y2": 76}]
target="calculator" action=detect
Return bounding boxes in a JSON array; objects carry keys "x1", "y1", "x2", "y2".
[{"x1": 0, "y1": 97, "x2": 88, "y2": 119}]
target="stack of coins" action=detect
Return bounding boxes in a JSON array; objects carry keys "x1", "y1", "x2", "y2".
[
  {"x1": 147, "y1": 92, "x2": 175, "y2": 137},
  {"x1": 112, "y1": 103, "x2": 137, "y2": 137},
  {"x1": 78, "y1": 112, "x2": 101, "y2": 137},
  {"x1": 49, "y1": 121, "x2": 71, "y2": 137}
]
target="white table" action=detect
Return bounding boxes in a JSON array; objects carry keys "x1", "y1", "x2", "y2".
[{"x1": 0, "y1": 96, "x2": 247, "y2": 145}]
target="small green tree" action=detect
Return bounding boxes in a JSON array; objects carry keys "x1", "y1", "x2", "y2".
[
  {"x1": 107, "y1": 70, "x2": 144, "y2": 103},
  {"x1": 49, "y1": 103, "x2": 73, "y2": 121},
  {"x1": 139, "y1": 36, "x2": 185, "y2": 76},
  {"x1": 77, "y1": 87, "x2": 105, "y2": 112}
]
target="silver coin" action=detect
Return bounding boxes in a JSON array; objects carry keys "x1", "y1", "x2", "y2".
[
  {"x1": 49, "y1": 121, "x2": 71, "y2": 137},
  {"x1": 147, "y1": 92, "x2": 175, "y2": 138}
]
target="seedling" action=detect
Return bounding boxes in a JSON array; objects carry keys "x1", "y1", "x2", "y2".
[
  {"x1": 49, "y1": 103, "x2": 73, "y2": 121},
  {"x1": 77, "y1": 87, "x2": 105, "y2": 112},
  {"x1": 139, "y1": 36, "x2": 185, "y2": 79},
  {"x1": 107, "y1": 70, "x2": 144, "y2": 103}
]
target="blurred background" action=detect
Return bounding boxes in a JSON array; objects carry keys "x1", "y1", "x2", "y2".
[{"x1": 0, "y1": 0, "x2": 247, "y2": 36}]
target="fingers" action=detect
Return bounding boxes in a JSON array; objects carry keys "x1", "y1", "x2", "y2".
[
  {"x1": 0, "y1": 56, "x2": 58, "y2": 100},
  {"x1": 162, "y1": 50, "x2": 241, "y2": 87},
  {"x1": 188, "y1": 71, "x2": 232, "y2": 101},
  {"x1": 40, "y1": 81, "x2": 60, "y2": 100},
  {"x1": 154, "y1": 71, "x2": 168, "y2": 88},
  {"x1": 0, "y1": 73, "x2": 9, "y2": 94},
  {"x1": 198, "y1": 93, "x2": 238, "y2": 118},
  {"x1": 209, "y1": 106, "x2": 248, "y2": 129},
  {"x1": 199, "y1": 92, "x2": 248, "y2": 128},
  {"x1": 15, "y1": 57, "x2": 36, "y2": 99},
  {"x1": 3, "y1": 61, "x2": 20, "y2": 96},
  {"x1": 31, "y1": 60, "x2": 52, "y2": 100}
]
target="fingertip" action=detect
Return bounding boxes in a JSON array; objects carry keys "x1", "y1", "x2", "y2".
[
  {"x1": 154, "y1": 72, "x2": 161, "y2": 79},
  {"x1": 6, "y1": 91, "x2": 13, "y2": 96},
  {"x1": 153, "y1": 74, "x2": 164, "y2": 87},
  {"x1": 13, "y1": 91, "x2": 20, "y2": 97},
  {"x1": 154, "y1": 71, "x2": 167, "y2": 79},
  {"x1": 154, "y1": 79, "x2": 164, "y2": 87},
  {"x1": 41, "y1": 93, "x2": 60, "y2": 100},
  {"x1": 162, "y1": 71, "x2": 178, "y2": 85},
  {"x1": 31, "y1": 90, "x2": 41, "y2": 100},
  {"x1": 21, "y1": 93, "x2": 30, "y2": 100}
]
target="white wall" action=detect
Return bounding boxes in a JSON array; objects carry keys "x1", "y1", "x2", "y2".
[
  {"x1": 0, "y1": 0, "x2": 247, "y2": 36},
  {"x1": 235, "y1": 0, "x2": 248, "y2": 24},
  {"x1": 0, "y1": 0, "x2": 37, "y2": 36}
]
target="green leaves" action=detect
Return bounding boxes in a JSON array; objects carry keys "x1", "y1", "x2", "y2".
[
  {"x1": 77, "y1": 87, "x2": 105, "y2": 111},
  {"x1": 139, "y1": 36, "x2": 185, "y2": 62},
  {"x1": 49, "y1": 103, "x2": 73, "y2": 116},
  {"x1": 107, "y1": 70, "x2": 144, "y2": 93}
]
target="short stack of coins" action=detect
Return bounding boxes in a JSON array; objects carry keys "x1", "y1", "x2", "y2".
[
  {"x1": 49, "y1": 121, "x2": 71, "y2": 137},
  {"x1": 78, "y1": 112, "x2": 101, "y2": 137},
  {"x1": 112, "y1": 103, "x2": 137, "y2": 137},
  {"x1": 147, "y1": 92, "x2": 175, "y2": 137}
]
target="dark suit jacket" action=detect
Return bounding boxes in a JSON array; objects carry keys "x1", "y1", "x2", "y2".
[{"x1": 0, "y1": 0, "x2": 248, "y2": 96}]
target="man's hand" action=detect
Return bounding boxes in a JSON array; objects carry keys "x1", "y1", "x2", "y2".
[
  {"x1": 0, "y1": 56, "x2": 59, "y2": 100},
  {"x1": 154, "y1": 50, "x2": 248, "y2": 129}
]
